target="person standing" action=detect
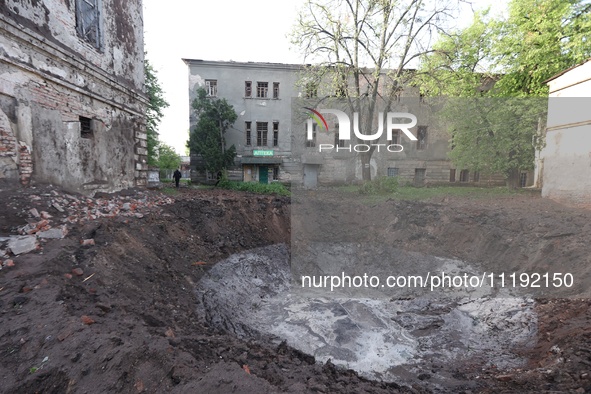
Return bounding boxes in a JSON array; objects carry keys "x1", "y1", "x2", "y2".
[{"x1": 173, "y1": 168, "x2": 182, "y2": 188}]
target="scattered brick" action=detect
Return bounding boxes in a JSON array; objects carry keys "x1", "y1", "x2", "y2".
[
  {"x1": 71, "y1": 268, "x2": 84, "y2": 276},
  {"x1": 3, "y1": 259, "x2": 14, "y2": 267},
  {"x1": 80, "y1": 315, "x2": 95, "y2": 325},
  {"x1": 80, "y1": 239, "x2": 95, "y2": 246}
]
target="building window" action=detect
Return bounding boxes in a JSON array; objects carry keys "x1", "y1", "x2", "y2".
[
  {"x1": 75, "y1": 0, "x2": 102, "y2": 50},
  {"x1": 80, "y1": 116, "x2": 93, "y2": 139},
  {"x1": 256, "y1": 122, "x2": 268, "y2": 146},
  {"x1": 205, "y1": 80, "x2": 217, "y2": 97},
  {"x1": 459, "y1": 169, "x2": 469, "y2": 182},
  {"x1": 387, "y1": 167, "x2": 399, "y2": 177},
  {"x1": 520, "y1": 172, "x2": 527, "y2": 188},
  {"x1": 273, "y1": 82, "x2": 280, "y2": 99},
  {"x1": 273, "y1": 121, "x2": 279, "y2": 147},
  {"x1": 257, "y1": 82, "x2": 268, "y2": 98},
  {"x1": 245, "y1": 121, "x2": 252, "y2": 146},
  {"x1": 388, "y1": 129, "x2": 400, "y2": 145},
  {"x1": 306, "y1": 123, "x2": 316, "y2": 147},
  {"x1": 245, "y1": 81, "x2": 252, "y2": 97},
  {"x1": 334, "y1": 123, "x2": 346, "y2": 147},
  {"x1": 273, "y1": 166, "x2": 279, "y2": 181},
  {"x1": 473, "y1": 171, "x2": 480, "y2": 182},
  {"x1": 417, "y1": 126, "x2": 427, "y2": 150},
  {"x1": 449, "y1": 169, "x2": 456, "y2": 182},
  {"x1": 305, "y1": 82, "x2": 318, "y2": 98}
]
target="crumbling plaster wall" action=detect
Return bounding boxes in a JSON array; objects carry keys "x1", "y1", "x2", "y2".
[{"x1": 0, "y1": 0, "x2": 148, "y2": 194}]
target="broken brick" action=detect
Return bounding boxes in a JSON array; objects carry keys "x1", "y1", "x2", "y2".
[
  {"x1": 71, "y1": 268, "x2": 84, "y2": 276},
  {"x1": 81, "y1": 315, "x2": 95, "y2": 325}
]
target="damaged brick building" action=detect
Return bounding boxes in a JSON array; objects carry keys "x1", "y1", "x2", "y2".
[{"x1": 0, "y1": 0, "x2": 148, "y2": 194}]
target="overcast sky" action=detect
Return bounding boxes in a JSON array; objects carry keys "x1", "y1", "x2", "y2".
[{"x1": 143, "y1": 0, "x2": 507, "y2": 155}]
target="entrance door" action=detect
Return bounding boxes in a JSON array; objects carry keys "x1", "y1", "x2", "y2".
[
  {"x1": 303, "y1": 164, "x2": 318, "y2": 189},
  {"x1": 259, "y1": 166, "x2": 269, "y2": 184}
]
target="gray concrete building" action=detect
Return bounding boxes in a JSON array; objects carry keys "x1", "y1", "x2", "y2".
[
  {"x1": 184, "y1": 59, "x2": 502, "y2": 187},
  {"x1": 541, "y1": 59, "x2": 591, "y2": 208},
  {"x1": 0, "y1": 0, "x2": 148, "y2": 194}
]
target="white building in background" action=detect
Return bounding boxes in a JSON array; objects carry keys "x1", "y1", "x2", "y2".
[{"x1": 541, "y1": 59, "x2": 591, "y2": 208}]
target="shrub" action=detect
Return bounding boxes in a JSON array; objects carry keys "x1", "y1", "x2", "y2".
[{"x1": 218, "y1": 181, "x2": 290, "y2": 196}]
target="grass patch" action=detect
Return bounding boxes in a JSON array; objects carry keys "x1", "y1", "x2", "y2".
[
  {"x1": 161, "y1": 187, "x2": 179, "y2": 195},
  {"x1": 218, "y1": 180, "x2": 290, "y2": 196},
  {"x1": 335, "y1": 182, "x2": 529, "y2": 202}
]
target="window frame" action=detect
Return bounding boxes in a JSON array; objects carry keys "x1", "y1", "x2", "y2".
[
  {"x1": 256, "y1": 82, "x2": 268, "y2": 98},
  {"x1": 245, "y1": 121, "x2": 252, "y2": 146},
  {"x1": 256, "y1": 121, "x2": 268, "y2": 146},
  {"x1": 245, "y1": 81, "x2": 252, "y2": 97},
  {"x1": 205, "y1": 80, "x2": 218, "y2": 97},
  {"x1": 75, "y1": 0, "x2": 103, "y2": 50}
]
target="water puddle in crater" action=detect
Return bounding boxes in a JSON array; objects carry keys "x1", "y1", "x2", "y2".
[{"x1": 196, "y1": 244, "x2": 537, "y2": 385}]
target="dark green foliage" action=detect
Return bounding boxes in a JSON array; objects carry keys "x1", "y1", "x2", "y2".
[
  {"x1": 188, "y1": 88, "x2": 237, "y2": 175},
  {"x1": 145, "y1": 59, "x2": 169, "y2": 167}
]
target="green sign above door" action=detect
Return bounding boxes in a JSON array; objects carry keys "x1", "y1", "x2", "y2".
[{"x1": 253, "y1": 150, "x2": 274, "y2": 157}]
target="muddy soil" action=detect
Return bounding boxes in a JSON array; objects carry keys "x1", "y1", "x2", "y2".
[{"x1": 0, "y1": 185, "x2": 591, "y2": 393}]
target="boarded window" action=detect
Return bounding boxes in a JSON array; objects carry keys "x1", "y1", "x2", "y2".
[
  {"x1": 80, "y1": 116, "x2": 93, "y2": 139},
  {"x1": 256, "y1": 122, "x2": 268, "y2": 146},
  {"x1": 205, "y1": 80, "x2": 217, "y2": 97},
  {"x1": 417, "y1": 126, "x2": 427, "y2": 150},
  {"x1": 387, "y1": 167, "x2": 399, "y2": 177},
  {"x1": 273, "y1": 82, "x2": 280, "y2": 99},
  {"x1": 273, "y1": 121, "x2": 279, "y2": 147},
  {"x1": 245, "y1": 121, "x2": 251, "y2": 146},
  {"x1": 75, "y1": 0, "x2": 102, "y2": 50},
  {"x1": 257, "y1": 82, "x2": 268, "y2": 98},
  {"x1": 245, "y1": 81, "x2": 252, "y2": 97}
]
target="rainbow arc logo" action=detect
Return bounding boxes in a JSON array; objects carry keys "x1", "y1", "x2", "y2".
[{"x1": 304, "y1": 107, "x2": 328, "y2": 131}]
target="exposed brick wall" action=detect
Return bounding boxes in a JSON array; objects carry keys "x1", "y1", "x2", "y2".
[
  {"x1": 18, "y1": 142, "x2": 33, "y2": 185},
  {"x1": 0, "y1": 125, "x2": 17, "y2": 158}
]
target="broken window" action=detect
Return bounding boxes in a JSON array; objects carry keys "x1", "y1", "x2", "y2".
[
  {"x1": 256, "y1": 122, "x2": 268, "y2": 146},
  {"x1": 257, "y1": 82, "x2": 268, "y2": 98},
  {"x1": 205, "y1": 80, "x2": 217, "y2": 97},
  {"x1": 80, "y1": 116, "x2": 93, "y2": 139},
  {"x1": 76, "y1": 0, "x2": 102, "y2": 50},
  {"x1": 459, "y1": 169, "x2": 469, "y2": 182},
  {"x1": 245, "y1": 81, "x2": 252, "y2": 97},
  {"x1": 417, "y1": 126, "x2": 427, "y2": 150},
  {"x1": 273, "y1": 121, "x2": 279, "y2": 147},
  {"x1": 387, "y1": 167, "x2": 399, "y2": 177},
  {"x1": 449, "y1": 169, "x2": 456, "y2": 182},
  {"x1": 306, "y1": 123, "x2": 316, "y2": 147},
  {"x1": 245, "y1": 121, "x2": 252, "y2": 146},
  {"x1": 273, "y1": 82, "x2": 280, "y2": 99}
]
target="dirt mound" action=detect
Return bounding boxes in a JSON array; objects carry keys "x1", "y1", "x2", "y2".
[{"x1": 0, "y1": 185, "x2": 591, "y2": 393}]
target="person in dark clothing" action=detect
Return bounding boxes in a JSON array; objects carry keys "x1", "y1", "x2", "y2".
[{"x1": 173, "y1": 168, "x2": 182, "y2": 188}]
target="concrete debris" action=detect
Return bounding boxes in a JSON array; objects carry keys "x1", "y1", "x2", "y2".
[
  {"x1": 2, "y1": 186, "x2": 175, "y2": 257},
  {"x1": 7, "y1": 236, "x2": 38, "y2": 255},
  {"x1": 38, "y1": 227, "x2": 67, "y2": 239},
  {"x1": 81, "y1": 239, "x2": 95, "y2": 246}
]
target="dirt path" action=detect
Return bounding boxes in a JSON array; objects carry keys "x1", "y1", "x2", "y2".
[{"x1": 0, "y1": 185, "x2": 590, "y2": 393}]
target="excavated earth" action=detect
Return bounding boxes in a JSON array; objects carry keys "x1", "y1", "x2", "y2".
[{"x1": 0, "y1": 185, "x2": 591, "y2": 393}]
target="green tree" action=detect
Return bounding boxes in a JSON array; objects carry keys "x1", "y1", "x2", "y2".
[
  {"x1": 188, "y1": 88, "x2": 237, "y2": 177},
  {"x1": 145, "y1": 59, "x2": 170, "y2": 166},
  {"x1": 156, "y1": 144, "x2": 181, "y2": 170},
  {"x1": 418, "y1": 0, "x2": 591, "y2": 187},
  {"x1": 291, "y1": 0, "x2": 463, "y2": 180}
]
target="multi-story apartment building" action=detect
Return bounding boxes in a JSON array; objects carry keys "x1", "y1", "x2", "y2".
[
  {"x1": 184, "y1": 59, "x2": 503, "y2": 187},
  {"x1": 0, "y1": 0, "x2": 148, "y2": 194}
]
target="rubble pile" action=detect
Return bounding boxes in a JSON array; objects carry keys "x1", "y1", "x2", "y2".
[{"x1": 0, "y1": 186, "x2": 175, "y2": 264}]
